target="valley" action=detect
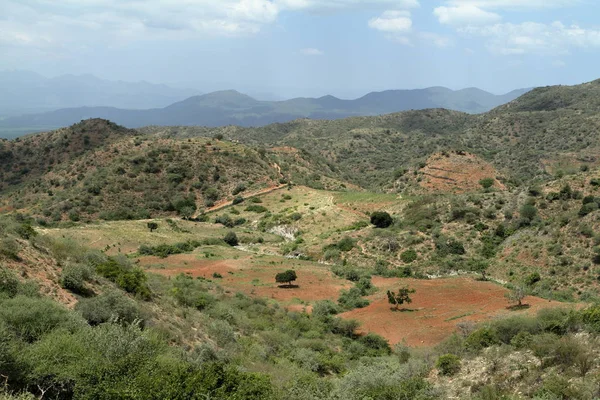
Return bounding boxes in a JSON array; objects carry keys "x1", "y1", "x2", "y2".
[{"x1": 3, "y1": 80, "x2": 600, "y2": 399}]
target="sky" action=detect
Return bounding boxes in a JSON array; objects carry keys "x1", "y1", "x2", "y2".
[{"x1": 1, "y1": 0, "x2": 600, "y2": 99}]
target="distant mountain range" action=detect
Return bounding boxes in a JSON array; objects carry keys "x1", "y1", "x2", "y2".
[
  {"x1": 0, "y1": 70, "x2": 200, "y2": 117},
  {"x1": 0, "y1": 77, "x2": 530, "y2": 138}
]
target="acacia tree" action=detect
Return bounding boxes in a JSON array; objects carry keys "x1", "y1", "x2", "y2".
[
  {"x1": 470, "y1": 260, "x2": 489, "y2": 281},
  {"x1": 505, "y1": 285, "x2": 527, "y2": 307},
  {"x1": 147, "y1": 222, "x2": 158, "y2": 232},
  {"x1": 275, "y1": 270, "x2": 297, "y2": 287},
  {"x1": 387, "y1": 287, "x2": 416, "y2": 310}
]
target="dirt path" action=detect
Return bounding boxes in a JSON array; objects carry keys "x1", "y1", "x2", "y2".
[{"x1": 194, "y1": 184, "x2": 287, "y2": 217}]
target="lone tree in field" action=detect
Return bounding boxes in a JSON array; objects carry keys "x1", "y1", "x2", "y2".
[
  {"x1": 469, "y1": 260, "x2": 489, "y2": 281},
  {"x1": 505, "y1": 285, "x2": 527, "y2": 307},
  {"x1": 387, "y1": 287, "x2": 416, "y2": 310},
  {"x1": 147, "y1": 222, "x2": 158, "y2": 232},
  {"x1": 275, "y1": 270, "x2": 297, "y2": 287},
  {"x1": 371, "y1": 211, "x2": 393, "y2": 228}
]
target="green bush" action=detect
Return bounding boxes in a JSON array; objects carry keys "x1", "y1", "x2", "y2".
[
  {"x1": 370, "y1": 211, "x2": 393, "y2": 228},
  {"x1": 171, "y1": 274, "x2": 215, "y2": 310},
  {"x1": 400, "y1": 249, "x2": 418, "y2": 263},
  {"x1": 76, "y1": 291, "x2": 143, "y2": 326},
  {"x1": 436, "y1": 354, "x2": 461, "y2": 376},
  {"x1": 358, "y1": 333, "x2": 391, "y2": 356},
  {"x1": 223, "y1": 231, "x2": 239, "y2": 246},
  {"x1": 60, "y1": 264, "x2": 93, "y2": 294},
  {"x1": 337, "y1": 237, "x2": 355, "y2": 252},
  {"x1": 245, "y1": 205, "x2": 268, "y2": 213},
  {"x1": 0, "y1": 295, "x2": 83, "y2": 342},
  {"x1": 0, "y1": 238, "x2": 21, "y2": 261},
  {"x1": 479, "y1": 178, "x2": 494, "y2": 189},
  {"x1": 232, "y1": 196, "x2": 244, "y2": 205},
  {"x1": 0, "y1": 267, "x2": 21, "y2": 298},
  {"x1": 464, "y1": 328, "x2": 500, "y2": 351},
  {"x1": 338, "y1": 287, "x2": 369, "y2": 310},
  {"x1": 95, "y1": 258, "x2": 151, "y2": 299}
]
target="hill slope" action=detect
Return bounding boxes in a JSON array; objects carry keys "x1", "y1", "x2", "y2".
[
  {"x1": 145, "y1": 79, "x2": 600, "y2": 190},
  {"x1": 0, "y1": 86, "x2": 529, "y2": 138}
]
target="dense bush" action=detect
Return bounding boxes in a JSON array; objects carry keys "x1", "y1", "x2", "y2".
[
  {"x1": 170, "y1": 274, "x2": 215, "y2": 310},
  {"x1": 60, "y1": 264, "x2": 94, "y2": 294},
  {"x1": 76, "y1": 291, "x2": 143, "y2": 326},
  {"x1": 370, "y1": 211, "x2": 393, "y2": 228},
  {"x1": 400, "y1": 249, "x2": 418, "y2": 263},
  {"x1": 223, "y1": 231, "x2": 239, "y2": 246},
  {"x1": 95, "y1": 258, "x2": 151, "y2": 299},
  {"x1": 436, "y1": 354, "x2": 461, "y2": 376},
  {"x1": 338, "y1": 287, "x2": 369, "y2": 310}
]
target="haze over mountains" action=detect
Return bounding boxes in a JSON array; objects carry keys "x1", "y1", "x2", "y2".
[
  {"x1": 0, "y1": 70, "x2": 529, "y2": 138},
  {"x1": 0, "y1": 70, "x2": 200, "y2": 117}
]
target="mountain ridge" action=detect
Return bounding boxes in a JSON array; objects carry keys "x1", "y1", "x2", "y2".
[{"x1": 0, "y1": 85, "x2": 530, "y2": 138}]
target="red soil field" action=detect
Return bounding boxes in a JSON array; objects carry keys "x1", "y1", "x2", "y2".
[
  {"x1": 143, "y1": 254, "x2": 571, "y2": 348},
  {"x1": 342, "y1": 277, "x2": 569, "y2": 347},
  {"x1": 143, "y1": 253, "x2": 352, "y2": 304}
]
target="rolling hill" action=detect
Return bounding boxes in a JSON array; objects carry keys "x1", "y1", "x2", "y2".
[{"x1": 0, "y1": 86, "x2": 529, "y2": 138}]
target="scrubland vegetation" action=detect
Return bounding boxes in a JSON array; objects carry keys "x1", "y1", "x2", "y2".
[{"x1": 3, "y1": 80, "x2": 600, "y2": 398}]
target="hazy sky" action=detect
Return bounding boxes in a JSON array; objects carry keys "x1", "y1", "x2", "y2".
[{"x1": 2, "y1": 0, "x2": 600, "y2": 98}]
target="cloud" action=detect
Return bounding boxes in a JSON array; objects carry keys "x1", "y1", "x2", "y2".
[
  {"x1": 276, "y1": 0, "x2": 420, "y2": 12},
  {"x1": 368, "y1": 10, "x2": 412, "y2": 33},
  {"x1": 442, "y1": 0, "x2": 578, "y2": 10},
  {"x1": 434, "y1": 5, "x2": 501, "y2": 26},
  {"x1": 461, "y1": 21, "x2": 600, "y2": 55},
  {"x1": 300, "y1": 47, "x2": 324, "y2": 55},
  {"x1": 0, "y1": 0, "x2": 283, "y2": 51}
]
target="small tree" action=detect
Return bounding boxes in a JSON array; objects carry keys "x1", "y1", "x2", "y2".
[
  {"x1": 275, "y1": 270, "x2": 297, "y2": 287},
  {"x1": 505, "y1": 285, "x2": 527, "y2": 307},
  {"x1": 387, "y1": 287, "x2": 416, "y2": 310},
  {"x1": 147, "y1": 222, "x2": 158, "y2": 232},
  {"x1": 223, "y1": 231, "x2": 239, "y2": 247},
  {"x1": 371, "y1": 211, "x2": 393, "y2": 228},
  {"x1": 470, "y1": 260, "x2": 489, "y2": 280}
]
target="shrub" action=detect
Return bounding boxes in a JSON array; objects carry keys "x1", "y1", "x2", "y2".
[
  {"x1": 232, "y1": 196, "x2": 244, "y2": 205},
  {"x1": 223, "y1": 231, "x2": 239, "y2": 247},
  {"x1": 171, "y1": 274, "x2": 215, "y2": 310},
  {"x1": 312, "y1": 300, "x2": 339, "y2": 320},
  {"x1": 60, "y1": 264, "x2": 93, "y2": 294},
  {"x1": 76, "y1": 291, "x2": 143, "y2": 326},
  {"x1": 147, "y1": 222, "x2": 158, "y2": 232},
  {"x1": 356, "y1": 277, "x2": 375, "y2": 296},
  {"x1": 0, "y1": 267, "x2": 20, "y2": 298},
  {"x1": 436, "y1": 354, "x2": 461, "y2": 376},
  {"x1": 370, "y1": 212, "x2": 393, "y2": 228},
  {"x1": 579, "y1": 202, "x2": 598, "y2": 217},
  {"x1": 358, "y1": 333, "x2": 391, "y2": 356},
  {"x1": 95, "y1": 258, "x2": 151, "y2": 299},
  {"x1": 464, "y1": 328, "x2": 500, "y2": 351},
  {"x1": 0, "y1": 295, "x2": 83, "y2": 342},
  {"x1": 479, "y1": 178, "x2": 494, "y2": 189},
  {"x1": 520, "y1": 204, "x2": 538, "y2": 222},
  {"x1": 338, "y1": 287, "x2": 369, "y2": 310},
  {"x1": 400, "y1": 249, "x2": 418, "y2": 263},
  {"x1": 232, "y1": 183, "x2": 246, "y2": 195},
  {"x1": 337, "y1": 237, "x2": 355, "y2": 252},
  {"x1": 0, "y1": 238, "x2": 21, "y2": 260},
  {"x1": 245, "y1": 205, "x2": 268, "y2": 213}
]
